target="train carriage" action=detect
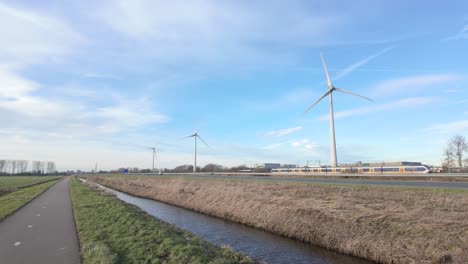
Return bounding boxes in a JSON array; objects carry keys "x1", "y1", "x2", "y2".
[{"x1": 271, "y1": 165, "x2": 430, "y2": 174}]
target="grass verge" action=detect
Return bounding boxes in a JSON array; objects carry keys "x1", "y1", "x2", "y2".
[
  {"x1": 0, "y1": 178, "x2": 61, "y2": 221},
  {"x1": 69, "y1": 177, "x2": 253, "y2": 264}
]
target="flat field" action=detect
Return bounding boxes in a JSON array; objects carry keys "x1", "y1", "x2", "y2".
[
  {"x1": 0, "y1": 178, "x2": 62, "y2": 220},
  {"x1": 85, "y1": 175, "x2": 468, "y2": 264},
  {"x1": 70, "y1": 177, "x2": 253, "y2": 264},
  {"x1": 0, "y1": 176, "x2": 61, "y2": 196}
]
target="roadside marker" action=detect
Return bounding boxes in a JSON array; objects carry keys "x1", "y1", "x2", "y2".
[
  {"x1": 14, "y1": 242, "x2": 21, "y2": 246},
  {"x1": 36, "y1": 214, "x2": 40, "y2": 216},
  {"x1": 27, "y1": 225, "x2": 33, "y2": 228}
]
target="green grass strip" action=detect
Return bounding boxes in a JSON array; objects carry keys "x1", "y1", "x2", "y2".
[
  {"x1": 69, "y1": 177, "x2": 254, "y2": 264},
  {"x1": 0, "y1": 179, "x2": 61, "y2": 221}
]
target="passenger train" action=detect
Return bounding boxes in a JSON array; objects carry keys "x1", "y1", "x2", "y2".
[{"x1": 271, "y1": 165, "x2": 430, "y2": 174}]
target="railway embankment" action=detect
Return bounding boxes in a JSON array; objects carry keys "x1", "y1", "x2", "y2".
[{"x1": 84, "y1": 175, "x2": 468, "y2": 264}]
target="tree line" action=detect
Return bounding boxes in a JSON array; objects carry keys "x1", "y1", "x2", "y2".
[
  {"x1": 442, "y1": 135, "x2": 468, "y2": 173},
  {"x1": 0, "y1": 160, "x2": 57, "y2": 175}
]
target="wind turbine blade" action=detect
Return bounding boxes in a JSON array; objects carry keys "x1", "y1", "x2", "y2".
[
  {"x1": 182, "y1": 134, "x2": 196, "y2": 139},
  {"x1": 334, "y1": 88, "x2": 374, "y2": 102},
  {"x1": 320, "y1": 53, "x2": 333, "y2": 87},
  {"x1": 197, "y1": 135, "x2": 210, "y2": 148},
  {"x1": 303, "y1": 90, "x2": 332, "y2": 114}
]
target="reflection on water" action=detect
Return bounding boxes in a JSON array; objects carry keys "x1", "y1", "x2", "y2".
[{"x1": 97, "y1": 182, "x2": 372, "y2": 264}]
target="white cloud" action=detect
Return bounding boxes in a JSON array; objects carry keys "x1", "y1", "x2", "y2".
[
  {"x1": 291, "y1": 139, "x2": 320, "y2": 155},
  {"x1": 0, "y1": 68, "x2": 39, "y2": 97},
  {"x1": 266, "y1": 126, "x2": 302, "y2": 137},
  {"x1": 93, "y1": 0, "x2": 344, "y2": 62},
  {"x1": 262, "y1": 143, "x2": 284, "y2": 150},
  {"x1": 319, "y1": 97, "x2": 438, "y2": 120},
  {"x1": 442, "y1": 24, "x2": 468, "y2": 41},
  {"x1": 430, "y1": 119, "x2": 468, "y2": 134},
  {"x1": 0, "y1": 68, "x2": 168, "y2": 136},
  {"x1": 0, "y1": 2, "x2": 83, "y2": 66},
  {"x1": 371, "y1": 74, "x2": 463, "y2": 97}
]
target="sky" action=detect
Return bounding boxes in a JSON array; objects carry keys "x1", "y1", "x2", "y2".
[{"x1": 0, "y1": 0, "x2": 467, "y2": 171}]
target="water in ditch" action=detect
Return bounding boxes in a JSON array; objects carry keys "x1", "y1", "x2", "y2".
[{"x1": 95, "y1": 182, "x2": 372, "y2": 264}]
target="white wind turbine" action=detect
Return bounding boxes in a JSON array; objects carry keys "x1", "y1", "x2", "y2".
[
  {"x1": 304, "y1": 53, "x2": 373, "y2": 167},
  {"x1": 183, "y1": 130, "x2": 209, "y2": 173},
  {"x1": 145, "y1": 145, "x2": 159, "y2": 171}
]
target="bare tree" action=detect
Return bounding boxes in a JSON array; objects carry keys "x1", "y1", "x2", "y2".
[
  {"x1": 32, "y1": 161, "x2": 41, "y2": 174},
  {"x1": 39, "y1": 162, "x2": 46, "y2": 174},
  {"x1": 0, "y1": 160, "x2": 6, "y2": 174},
  {"x1": 17, "y1": 160, "x2": 29, "y2": 173},
  {"x1": 450, "y1": 135, "x2": 468, "y2": 169},
  {"x1": 202, "y1": 163, "x2": 224, "y2": 172},
  {"x1": 46, "y1": 161, "x2": 56, "y2": 174},
  {"x1": 443, "y1": 147, "x2": 455, "y2": 173},
  {"x1": 10, "y1": 160, "x2": 18, "y2": 174},
  {"x1": 4, "y1": 160, "x2": 11, "y2": 174}
]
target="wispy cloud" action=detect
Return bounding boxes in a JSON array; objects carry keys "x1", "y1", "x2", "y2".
[
  {"x1": 442, "y1": 24, "x2": 468, "y2": 41},
  {"x1": 242, "y1": 88, "x2": 317, "y2": 112},
  {"x1": 430, "y1": 119, "x2": 468, "y2": 134},
  {"x1": 334, "y1": 46, "x2": 394, "y2": 81},
  {"x1": 83, "y1": 73, "x2": 122, "y2": 80},
  {"x1": 266, "y1": 126, "x2": 302, "y2": 137},
  {"x1": 371, "y1": 74, "x2": 463, "y2": 97},
  {"x1": 0, "y1": 2, "x2": 83, "y2": 66},
  {"x1": 291, "y1": 139, "x2": 320, "y2": 155},
  {"x1": 0, "y1": 68, "x2": 169, "y2": 136},
  {"x1": 93, "y1": 0, "x2": 345, "y2": 63},
  {"x1": 262, "y1": 143, "x2": 284, "y2": 150},
  {"x1": 318, "y1": 97, "x2": 438, "y2": 120}
]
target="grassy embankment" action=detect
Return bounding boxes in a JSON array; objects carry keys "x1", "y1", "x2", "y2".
[
  {"x1": 69, "y1": 177, "x2": 253, "y2": 264},
  {"x1": 85, "y1": 175, "x2": 468, "y2": 264},
  {"x1": 0, "y1": 177, "x2": 62, "y2": 220}
]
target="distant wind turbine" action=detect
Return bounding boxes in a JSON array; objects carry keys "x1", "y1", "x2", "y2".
[
  {"x1": 145, "y1": 145, "x2": 159, "y2": 171},
  {"x1": 183, "y1": 130, "x2": 209, "y2": 173},
  {"x1": 304, "y1": 53, "x2": 373, "y2": 167}
]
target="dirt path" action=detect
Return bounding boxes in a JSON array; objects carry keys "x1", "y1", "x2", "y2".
[{"x1": 0, "y1": 177, "x2": 81, "y2": 264}]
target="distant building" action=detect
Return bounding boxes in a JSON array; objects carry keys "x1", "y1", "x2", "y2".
[
  {"x1": 256, "y1": 163, "x2": 281, "y2": 170},
  {"x1": 282, "y1": 164, "x2": 297, "y2": 168}
]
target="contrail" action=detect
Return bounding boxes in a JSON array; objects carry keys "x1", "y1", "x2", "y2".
[{"x1": 334, "y1": 46, "x2": 395, "y2": 81}]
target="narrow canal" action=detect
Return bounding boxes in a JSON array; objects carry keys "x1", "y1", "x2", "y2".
[{"x1": 92, "y1": 181, "x2": 372, "y2": 264}]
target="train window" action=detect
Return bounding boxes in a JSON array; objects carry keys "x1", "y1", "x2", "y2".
[
  {"x1": 362, "y1": 168, "x2": 369, "y2": 172},
  {"x1": 313, "y1": 169, "x2": 318, "y2": 172},
  {"x1": 416, "y1": 167, "x2": 426, "y2": 171},
  {"x1": 335, "y1": 168, "x2": 341, "y2": 172},
  {"x1": 382, "y1": 167, "x2": 399, "y2": 172},
  {"x1": 374, "y1": 167, "x2": 382, "y2": 172}
]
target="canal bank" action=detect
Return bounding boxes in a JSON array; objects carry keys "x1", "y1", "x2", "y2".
[
  {"x1": 84, "y1": 175, "x2": 468, "y2": 264},
  {"x1": 84, "y1": 178, "x2": 370, "y2": 264}
]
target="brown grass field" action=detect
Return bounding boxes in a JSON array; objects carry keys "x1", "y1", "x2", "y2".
[{"x1": 84, "y1": 175, "x2": 468, "y2": 264}]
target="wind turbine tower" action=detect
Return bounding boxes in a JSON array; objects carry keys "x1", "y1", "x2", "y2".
[
  {"x1": 145, "y1": 146, "x2": 158, "y2": 171},
  {"x1": 184, "y1": 130, "x2": 209, "y2": 173},
  {"x1": 304, "y1": 53, "x2": 373, "y2": 167}
]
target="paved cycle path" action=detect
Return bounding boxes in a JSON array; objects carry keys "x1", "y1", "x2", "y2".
[{"x1": 0, "y1": 177, "x2": 80, "y2": 264}]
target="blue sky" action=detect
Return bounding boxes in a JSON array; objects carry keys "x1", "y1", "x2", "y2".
[{"x1": 0, "y1": 0, "x2": 467, "y2": 170}]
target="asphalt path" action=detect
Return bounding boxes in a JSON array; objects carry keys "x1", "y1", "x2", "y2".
[
  {"x1": 0, "y1": 177, "x2": 81, "y2": 264},
  {"x1": 151, "y1": 174, "x2": 468, "y2": 189}
]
